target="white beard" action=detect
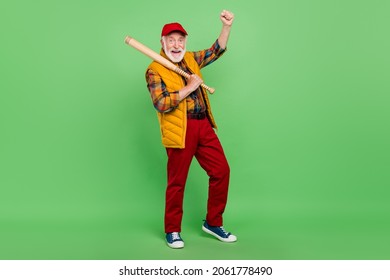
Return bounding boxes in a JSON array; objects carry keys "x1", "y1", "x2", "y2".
[{"x1": 162, "y1": 39, "x2": 186, "y2": 63}]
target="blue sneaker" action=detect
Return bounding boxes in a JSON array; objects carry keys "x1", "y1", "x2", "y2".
[
  {"x1": 202, "y1": 221, "x2": 237, "y2": 242},
  {"x1": 166, "y1": 232, "x2": 184, "y2": 249}
]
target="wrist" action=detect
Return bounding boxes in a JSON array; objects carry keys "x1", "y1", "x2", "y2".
[{"x1": 178, "y1": 86, "x2": 192, "y2": 101}]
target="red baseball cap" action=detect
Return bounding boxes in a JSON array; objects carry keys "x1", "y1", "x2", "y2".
[{"x1": 161, "y1": 22, "x2": 188, "y2": 37}]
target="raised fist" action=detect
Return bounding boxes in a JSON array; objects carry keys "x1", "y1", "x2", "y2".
[{"x1": 220, "y1": 10, "x2": 234, "y2": 26}]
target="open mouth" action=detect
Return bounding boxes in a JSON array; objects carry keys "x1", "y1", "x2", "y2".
[{"x1": 171, "y1": 50, "x2": 182, "y2": 57}]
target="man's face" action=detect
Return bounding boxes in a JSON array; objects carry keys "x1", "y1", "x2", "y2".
[{"x1": 161, "y1": 32, "x2": 186, "y2": 63}]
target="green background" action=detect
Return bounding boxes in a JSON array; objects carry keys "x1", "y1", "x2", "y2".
[{"x1": 1, "y1": 0, "x2": 389, "y2": 260}]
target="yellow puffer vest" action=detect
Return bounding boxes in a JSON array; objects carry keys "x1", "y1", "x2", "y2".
[{"x1": 147, "y1": 50, "x2": 217, "y2": 148}]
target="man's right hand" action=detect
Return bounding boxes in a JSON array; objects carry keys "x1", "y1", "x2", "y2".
[
  {"x1": 178, "y1": 74, "x2": 203, "y2": 101},
  {"x1": 186, "y1": 74, "x2": 203, "y2": 92}
]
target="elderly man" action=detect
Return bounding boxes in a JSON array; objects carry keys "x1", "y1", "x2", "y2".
[{"x1": 145, "y1": 10, "x2": 236, "y2": 249}]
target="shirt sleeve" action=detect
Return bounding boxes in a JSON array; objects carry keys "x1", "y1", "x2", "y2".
[
  {"x1": 145, "y1": 69, "x2": 181, "y2": 113},
  {"x1": 192, "y1": 39, "x2": 227, "y2": 69}
]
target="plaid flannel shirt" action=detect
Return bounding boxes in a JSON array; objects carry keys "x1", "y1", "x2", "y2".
[{"x1": 146, "y1": 39, "x2": 226, "y2": 113}]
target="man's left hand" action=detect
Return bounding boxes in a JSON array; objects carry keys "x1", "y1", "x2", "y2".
[{"x1": 220, "y1": 10, "x2": 234, "y2": 26}]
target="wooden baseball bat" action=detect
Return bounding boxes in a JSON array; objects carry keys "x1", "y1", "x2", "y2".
[{"x1": 124, "y1": 36, "x2": 215, "y2": 94}]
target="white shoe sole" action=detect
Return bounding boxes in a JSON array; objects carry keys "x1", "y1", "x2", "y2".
[
  {"x1": 202, "y1": 225, "x2": 237, "y2": 242},
  {"x1": 167, "y1": 240, "x2": 184, "y2": 249}
]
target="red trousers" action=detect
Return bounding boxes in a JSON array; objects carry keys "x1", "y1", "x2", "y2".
[{"x1": 165, "y1": 117, "x2": 230, "y2": 233}]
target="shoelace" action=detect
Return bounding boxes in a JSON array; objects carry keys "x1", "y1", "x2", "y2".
[
  {"x1": 171, "y1": 232, "x2": 181, "y2": 241},
  {"x1": 219, "y1": 227, "x2": 229, "y2": 236}
]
